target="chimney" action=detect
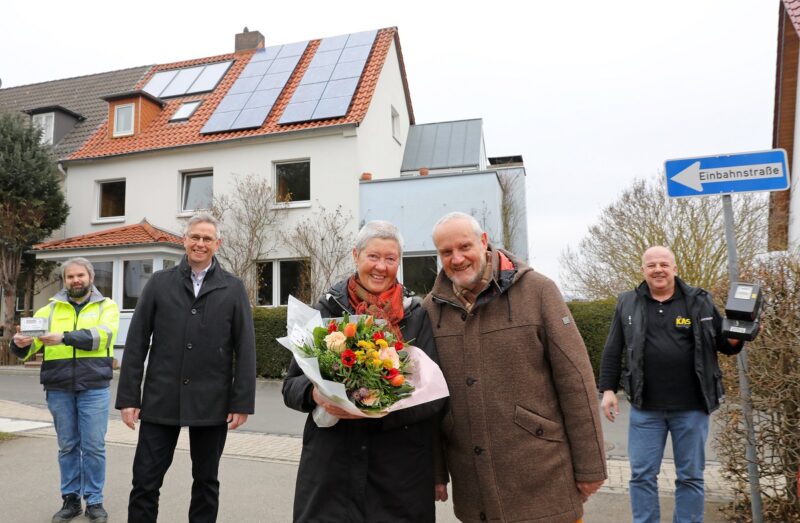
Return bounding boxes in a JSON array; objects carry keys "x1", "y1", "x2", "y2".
[{"x1": 235, "y1": 27, "x2": 265, "y2": 52}]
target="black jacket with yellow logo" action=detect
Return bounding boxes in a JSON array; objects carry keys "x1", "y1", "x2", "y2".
[{"x1": 599, "y1": 277, "x2": 742, "y2": 413}]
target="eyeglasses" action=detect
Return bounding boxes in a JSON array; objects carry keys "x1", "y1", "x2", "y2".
[
  {"x1": 365, "y1": 254, "x2": 399, "y2": 267},
  {"x1": 187, "y1": 234, "x2": 217, "y2": 244}
]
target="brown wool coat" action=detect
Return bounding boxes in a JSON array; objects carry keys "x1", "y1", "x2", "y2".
[{"x1": 423, "y1": 249, "x2": 607, "y2": 523}]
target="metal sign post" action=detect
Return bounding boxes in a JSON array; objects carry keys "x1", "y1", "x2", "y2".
[{"x1": 721, "y1": 195, "x2": 762, "y2": 523}]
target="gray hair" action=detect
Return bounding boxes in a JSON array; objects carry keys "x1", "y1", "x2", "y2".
[
  {"x1": 355, "y1": 220, "x2": 404, "y2": 256},
  {"x1": 432, "y1": 211, "x2": 483, "y2": 240},
  {"x1": 184, "y1": 212, "x2": 222, "y2": 239},
  {"x1": 61, "y1": 257, "x2": 95, "y2": 282}
]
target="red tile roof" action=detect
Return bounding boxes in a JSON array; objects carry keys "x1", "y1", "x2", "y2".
[
  {"x1": 783, "y1": 0, "x2": 800, "y2": 35},
  {"x1": 69, "y1": 27, "x2": 408, "y2": 161},
  {"x1": 35, "y1": 221, "x2": 182, "y2": 251}
]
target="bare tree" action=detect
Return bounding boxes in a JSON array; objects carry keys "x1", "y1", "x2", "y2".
[
  {"x1": 209, "y1": 173, "x2": 284, "y2": 305},
  {"x1": 560, "y1": 176, "x2": 768, "y2": 299},
  {"x1": 281, "y1": 204, "x2": 356, "y2": 303}
]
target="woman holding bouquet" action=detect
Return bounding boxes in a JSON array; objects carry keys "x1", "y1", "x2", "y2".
[{"x1": 282, "y1": 220, "x2": 445, "y2": 523}]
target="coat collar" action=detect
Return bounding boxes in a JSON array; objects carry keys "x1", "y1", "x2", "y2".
[
  {"x1": 51, "y1": 285, "x2": 106, "y2": 305},
  {"x1": 178, "y1": 255, "x2": 227, "y2": 299}
]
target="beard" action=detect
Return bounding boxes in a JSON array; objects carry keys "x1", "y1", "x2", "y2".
[{"x1": 67, "y1": 284, "x2": 90, "y2": 300}]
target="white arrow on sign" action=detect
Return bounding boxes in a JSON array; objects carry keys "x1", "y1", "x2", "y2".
[{"x1": 671, "y1": 161, "x2": 785, "y2": 192}]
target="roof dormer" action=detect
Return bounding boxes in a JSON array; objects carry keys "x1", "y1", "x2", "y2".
[
  {"x1": 24, "y1": 105, "x2": 85, "y2": 146},
  {"x1": 101, "y1": 91, "x2": 165, "y2": 138}
]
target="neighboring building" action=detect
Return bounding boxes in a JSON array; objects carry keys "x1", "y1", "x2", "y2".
[
  {"x1": 361, "y1": 119, "x2": 528, "y2": 296},
  {"x1": 771, "y1": 0, "x2": 800, "y2": 250},
  {"x1": 0, "y1": 27, "x2": 529, "y2": 343}
]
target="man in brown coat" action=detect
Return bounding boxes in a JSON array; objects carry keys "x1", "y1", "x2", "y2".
[{"x1": 423, "y1": 212, "x2": 607, "y2": 523}]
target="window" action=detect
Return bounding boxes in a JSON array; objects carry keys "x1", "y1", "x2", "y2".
[
  {"x1": 32, "y1": 113, "x2": 54, "y2": 145},
  {"x1": 170, "y1": 101, "x2": 202, "y2": 122},
  {"x1": 162, "y1": 259, "x2": 176, "y2": 270},
  {"x1": 391, "y1": 106, "x2": 400, "y2": 143},
  {"x1": 114, "y1": 104, "x2": 134, "y2": 137},
  {"x1": 98, "y1": 180, "x2": 125, "y2": 218},
  {"x1": 402, "y1": 255, "x2": 438, "y2": 297},
  {"x1": 123, "y1": 260, "x2": 153, "y2": 310},
  {"x1": 276, "y1": 161, "x2": 310, "y2": 203},
  {"x1": 182, "y1": 171, "x2": 213, "y2": 212},
  {"x1": 93, "y1": 261, "x2": 113, "y2": 299},
  {"x1": 257, "y1": 259, "x2": 310, "y2": 306}
]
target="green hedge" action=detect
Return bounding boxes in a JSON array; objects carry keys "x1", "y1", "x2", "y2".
[
  {"x1": 254, "y1": 300, "x2": 618, "y2": 380},
  {"x1": 253, "y1": 307, "x2": 291, "y2": 379},
  {"x1": 567, "y1": 298, "x2": 617, "y2": 380}
]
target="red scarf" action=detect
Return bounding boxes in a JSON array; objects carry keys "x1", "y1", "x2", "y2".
[{"x1": 347, "y1": 276, "x2": 405, "y2": 340}]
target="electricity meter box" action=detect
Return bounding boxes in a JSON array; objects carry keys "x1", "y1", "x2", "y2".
[{"x1": 721, "y1": 282, "x2": 762, "y2": 341}]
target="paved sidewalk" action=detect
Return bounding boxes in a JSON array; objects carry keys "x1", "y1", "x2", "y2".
[{"x1": 0, "y1": 398, "x2": 733, "y2": 521}]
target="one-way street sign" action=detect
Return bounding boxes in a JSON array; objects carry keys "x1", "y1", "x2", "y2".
[{"x1": 664, "y1": 149, "x2": 789, "y2": 198}]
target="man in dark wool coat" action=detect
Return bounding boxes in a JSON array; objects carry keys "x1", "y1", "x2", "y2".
[{"x1": 116, "y1": 212, "x2": 256, "y2": 523}]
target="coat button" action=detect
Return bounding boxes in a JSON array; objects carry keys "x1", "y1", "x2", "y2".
[
  {"x1": 535, "y1": 428, "x2": 544, "y2": 436},
  {"x1": 191, "y1": 308, "x2": 197, "y2": 315},
  {"x1": 474, "y1": 446, "x2": 483, "y2": 455},
  {"x1": 466, "y1": 377, "x2": 477, "y2": 386},
  {"x1": 183, "y1": 378, "x2": 190, "y2": 385},
  {"x1": 186, "y1": 343, "x2": 193, "y2": 350},
  {"x1": 480, "y1": 512, "x2": 487, "y2": 521},
  {"x1": 461, "y1": 312, "x2": 467, "y2": 321}
]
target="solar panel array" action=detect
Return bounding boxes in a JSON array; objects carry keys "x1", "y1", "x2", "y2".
[
  {"x1": 278, "y1": 30, "x2": 377, "y2": 125},
  {"x1": 201, "y1": 41, "x2": 308, "y2": 134},
  {"x1": 143, "y1": 61, "x2": 232, "y2": 98}
]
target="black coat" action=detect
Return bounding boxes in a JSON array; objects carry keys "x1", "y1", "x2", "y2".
[
  {"x1": 599, "y1": 277, "x2": 742, "y2": 413},
  {"x1": 116, "y1": 256, "x2": 256, "y2": 426},
  {"x1": 282, "y1": 279, "x2": 445, "y2": 523}
]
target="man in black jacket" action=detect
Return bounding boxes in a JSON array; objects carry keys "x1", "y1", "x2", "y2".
[
  {"x1": 116, "y1": 213, "x2": 256, "y2": 523},
  {"x1": 599, "y1": 246, "x2": 742, "y2": 523}
]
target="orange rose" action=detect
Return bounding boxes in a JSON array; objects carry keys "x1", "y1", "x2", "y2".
[
  {"x1": 390, "y1": 374, "x2": 405, "y2": 387},
  {"x1": 343, "y1": 323, "x2": 357, "y2": 338}
]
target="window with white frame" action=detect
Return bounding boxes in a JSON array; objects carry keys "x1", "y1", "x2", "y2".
[
  {"x1": 114, "y1": 103, "x2": 134, "y2": 137},
  {"x1": 122, "y1": 259, "x2": 153, "y2": 310},
  {"x1": 256, "y1": 259, "x2": 310, "y2": 306},
  {"x1": 97, "y1": 180, "x2": 126, "y2": 218},
  {"x1": 32, "y1": 113, "x2": 54, "y2": 145},
  {"x1": 92, "y1": 261, "x2": 114, "y2": 299},
  {"x1": 275, "y1": 160, "x2": 310, "y2": 203},
  {"x1": 391, "y1": 105, "x2": 400, "y2": 142},
  {"x1": 171, "y1": 100, "x2": 202, "y2": 122},
  {"x1": 181, "y1": 171, "x2": 213, "y2": 212},
  {"x1": 401, "y1": 255, "x2": 438, "y2": 297}
]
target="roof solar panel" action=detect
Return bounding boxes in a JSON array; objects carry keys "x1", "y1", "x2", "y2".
[
  {"x1": 345, "y1": 30, "x2": 378, "y2": 47},
  {"x1": 311, "y1": 96, "x2": 352, "y2": 120},
  {"x1": 279, "y1": 101, "x2": 317, "y2": 124},
  {"x1": 317, "y1": 34, "x2": 349, "y2": 52},
  {"x1": 189, "y1": 61, "x2": 232, "y2": 93},
  {"x1": 230, "y1": 106, "x2": 271, "y2": 130},
  {"x1": 201, "y1": 110, "x2": 239, "y2": 133},
  {"x1": 142, "y1": 70, "x2": 178, "y2": 97},
  {"x1": 202, "y1": 41, "x2": 309, "y2": 134},
  {"x1": 160, "y1": 66, "x2": 204, "y2": 98},
  {"x1": 239, "y1": 60, "x2": 271, "y2": 78},
  {"x1": 278, "y1": 30, "x2": 377, "y2": 125}
]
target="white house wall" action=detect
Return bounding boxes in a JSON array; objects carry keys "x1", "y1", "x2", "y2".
[{"x1": 354, "y1": 39, "x2": 410, "y2": 180}]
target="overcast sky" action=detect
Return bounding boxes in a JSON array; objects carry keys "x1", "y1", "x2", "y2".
[{"x1": 1, "y1": 0, "x2": 780, "y2": 289}]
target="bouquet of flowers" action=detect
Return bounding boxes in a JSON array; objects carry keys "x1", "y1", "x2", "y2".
[{"x1": 278, "y1": 296, "x2": 449, "y2": 427}]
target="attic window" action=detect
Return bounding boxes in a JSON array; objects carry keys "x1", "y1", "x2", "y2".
[
  {"x1": 32, "y1": 113, "x2": 54, "y2": 145},
  {"x1": 170, "y1": 101, "x2": 202, "y2": 122},
  {"x1": 114, "y1": 104, "x2": 134, "y2": 137}
]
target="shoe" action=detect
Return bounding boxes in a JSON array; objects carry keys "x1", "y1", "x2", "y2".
[
  {"x1": 52, "y1": 494, "x2": 82, "y2": 522},
  {"x1": 86, "y1": 503, "x2": 108, "y2": 523}
]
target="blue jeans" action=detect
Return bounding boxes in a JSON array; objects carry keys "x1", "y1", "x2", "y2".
[
  {"x1": 629, "y1": 406, "x2": 709, "y2": 523},
  {"x1": 46, "y1": 387, "x2": 110, "y2": 505}
]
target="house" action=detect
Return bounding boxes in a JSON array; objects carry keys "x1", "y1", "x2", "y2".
[
  {"x1": 360, "y1": 118, "x2": 528, "y2": 296},
  {"x1": 0, "y1": 27, "x2": 528, "y2": 345},
  {"x1": 771, "y1": 0, "x2": 800, "y2": 250}
]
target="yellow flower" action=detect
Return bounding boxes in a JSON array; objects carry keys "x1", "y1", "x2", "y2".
[
  {"x1": 355, "y1": 350, "x2": 366, "y2": 362},
  {"x1": 375, "y1": 339, "x2": 388, "y2": 349},
  {"x1": 366, "y1": 349, "x2": 378, "y2": 360},
  {"x1": 370, "y1": 358, "x2": 383, "y2": 370},
  {"x1": 382, "y1": 359, "x2": 394, "y2": 370},
  {"x1": 357, "y1": 340, "x2": 376, "y2": 351}
]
